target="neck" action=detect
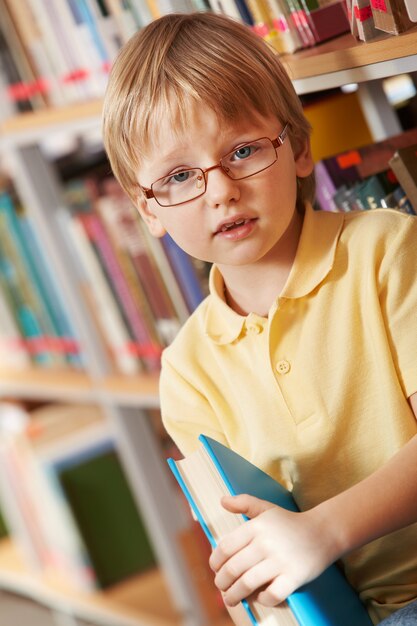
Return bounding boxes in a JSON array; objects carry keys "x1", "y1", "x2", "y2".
[{"x1": 219, "y1": 209, "x2": 303, "y2": 317}]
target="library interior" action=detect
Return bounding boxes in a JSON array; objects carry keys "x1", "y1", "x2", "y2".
[{"x1": 0, "y1": 0, "x2": 416, "y2": 625}]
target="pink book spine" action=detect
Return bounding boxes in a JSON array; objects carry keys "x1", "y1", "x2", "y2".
[{"x1": 78, "y1": 213, "x2": 160, "y2": 371}]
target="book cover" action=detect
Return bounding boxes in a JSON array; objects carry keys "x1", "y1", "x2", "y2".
[
  {"x1": 58, "y1": 445, "x2": 157, "y2": 588},
  {"x1": 168, "y1": 435, "x2": 373, "y2": 626}
]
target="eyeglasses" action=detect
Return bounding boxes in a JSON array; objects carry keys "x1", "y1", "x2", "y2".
[{"x1": 140, "y1": 124, "x2": 289, "y2": 207}]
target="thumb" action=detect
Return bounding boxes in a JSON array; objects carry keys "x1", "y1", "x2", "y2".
[{"x1": 221, "y1": 494, "x2": 275, "y2": 519}]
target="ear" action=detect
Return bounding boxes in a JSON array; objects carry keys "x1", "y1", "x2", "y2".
[
  {"x1": 294, "y1": 138, "x2": 314, "y2": 178},
  {"x1": 136, "y1": 196, "x2": 167, "y2": 238}
]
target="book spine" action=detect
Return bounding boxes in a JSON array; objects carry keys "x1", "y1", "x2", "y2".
[
  {"x1": 25, "y1": 0, "x2": 83, "y2": 103},
  {"x1": 97, "y1": 181, "x2": 181, "y2": 342},
  {"x1": 57, "y1": 209, "x2": 141, "y2": 375},
  {"x1": 161, "y1": 234, "x2": 206, "y2": 313},
  {"x1": 4, "y1": 0, "x2": 66, "y2": 107},
  {"x1": 314, "y1": 161, "x2": 339, "y2": 212},
  {"x1": 17, "y1": 214, "x2": 83, "y2": 367},
  {"x1": 102, "y1": 0, "x2": 140, "y2": 42},
  {"x1": 0, "y1": 204, "x2": 58, "y2": 366},
  {"x1": 128, "y1": 0, "x2": 155, "y2": 24},
  {"x1": 78, "y1": 212, "x2": 161, "y2": 371},
  {"x1": 138, "y1": 222, "x2": 190, "y2": 324},
  {"x1": 0, "y1": 280, "x2": 31, "y2": 369}
]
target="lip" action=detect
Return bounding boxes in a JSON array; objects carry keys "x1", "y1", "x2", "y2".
[{"x1": 213, "y1": 214, "x2": 258, "y2": 236}]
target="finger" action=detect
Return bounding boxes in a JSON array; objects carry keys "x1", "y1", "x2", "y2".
[
  {"x1": 209, "y1": 524, "x2": 253, "y2": 571},
  {"x1": 214, "y1": 543, "x2": 263, "y2": 592},
  {"x1": 221, "y1": 559, "x2": 280, "y2": 607},
  {"x1": 221, "y1": 494, "x2": 275, "y2": 519},
  {"x1": 256, "y1": 575, "x2": 297, "y2": 607}
]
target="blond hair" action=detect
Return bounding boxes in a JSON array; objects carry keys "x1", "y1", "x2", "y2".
[{"x1": 102, "y1": 12, "x2": 315, "y2": 208}]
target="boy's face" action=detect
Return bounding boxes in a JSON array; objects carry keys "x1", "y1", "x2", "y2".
[{"x1": 136, "y1": 103, "x2": 313, "y2": 269}]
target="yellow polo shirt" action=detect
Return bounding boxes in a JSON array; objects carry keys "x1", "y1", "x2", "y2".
[{"x1": 160, "y1": 204, "x2": 417, "y2": 623}]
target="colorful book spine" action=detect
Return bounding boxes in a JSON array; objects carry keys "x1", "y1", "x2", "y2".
[
  {"x1": 161, "y1": 234, "x2": 206, "y2": 313},
  {"x1": 17, "y1": 213, "x2": 83, "y2": 367},
  {"x1": 56, "y1": 208, "x2": 142, "y2": 376},
  {"x1": 77, "y1": 212, "x2": 161, "y2": 371},
  {"x1": 0, "y1": 194, "x2": 61, "y2": 366}
]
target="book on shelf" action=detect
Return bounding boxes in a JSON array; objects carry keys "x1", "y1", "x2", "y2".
[
  {"x1": 56, "y1": 205, "x2": 143, "y2": 376},
  {"x1": 388, "y1": 144, "x2": 417, "y2": 214},
  {"x1": 1, "y1": 0, "x2": 66, "y2": 108},
  {"x1": 0, "y1": 402, "x2": 156, "y2": 590},
  {"x1": 0, "y1": 280, "x2": 31, "y2": 370},
  {"x1": 64, "y1": 178, "x2": 162, "y2": 372},
  {"x1": 0, "y1": 503, "x2": 8, "y2": 539},
  {"x1": 96, "y1": 177, "x2": 183, "y2": 346},
  {"x1": 0, "y1": 2, "x2": 38, "y2": 113},
  {"x1": 168, "y1": 435, "x2": 373, "y2": 626},
  {"x1": 314, "y1": 128, "x2": 417, "y2": 215},
  {"x1": 370, "y1": 0, "x2": 415, "y2": 34},
  {"x1": 0, "y1": 192, "x2": 76, "y2": 367},
  {"x1": 346, "y1": 0, "x2": 380, "y2": 41},
  {"x1": 161, "y1": 233, "x2": 207, "y2": 313},
  {"x1": 403, "y1": 0, "x2": 417, "y2": 20}
]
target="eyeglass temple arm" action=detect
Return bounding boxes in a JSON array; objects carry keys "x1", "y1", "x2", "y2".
[
  {"x1": 141, "y1": 187, "x2": 154, "y2": 199},
  {"x1": 273, "y1": 123, "x2": 289, "y2": 149}
]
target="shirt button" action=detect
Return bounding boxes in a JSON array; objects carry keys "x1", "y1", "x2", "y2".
[
  {"x1": 247, "y1": 323, "x2": 263, "y2": 334},
  {"x1": 276, "y1": 360, "x2": 291, "y2": 374}
]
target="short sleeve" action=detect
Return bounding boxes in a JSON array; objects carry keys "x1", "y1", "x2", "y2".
[
  {"x1": 159, "y1": 350, "x2": 228, "y2": 456},
  {"x1": 379, "y1": 214, "x2": 417, "y2": 398}
]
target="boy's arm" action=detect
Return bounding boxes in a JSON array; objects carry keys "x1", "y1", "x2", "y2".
[{"x1": 209, "y1": 392, "x2": 417, "y2": 608}]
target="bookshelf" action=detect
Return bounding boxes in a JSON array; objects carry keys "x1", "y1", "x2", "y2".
[
  {"x1": 0, "y1": 22, "x2": 416, "y2": 626},
  {"x1": 0, "y1": 538, "x2": 182, "y2": 626}
]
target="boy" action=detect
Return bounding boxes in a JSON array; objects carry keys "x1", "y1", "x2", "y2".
[{"x1": 102, "y1": 12, "x2": 417, "y2": 625}]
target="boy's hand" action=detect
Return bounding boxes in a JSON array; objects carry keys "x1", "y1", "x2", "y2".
[{"x1": 209, "y1": 494, "x2": 338, "y2": 608}]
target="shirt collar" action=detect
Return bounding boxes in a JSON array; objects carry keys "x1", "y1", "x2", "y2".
[{"x1": 204, "y1": 204, "x2": 344, "y2": 345}]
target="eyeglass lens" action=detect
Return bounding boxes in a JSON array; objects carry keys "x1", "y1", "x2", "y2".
[{"x1": 152, "y1": 137, "x2": 278, "y2": 206}]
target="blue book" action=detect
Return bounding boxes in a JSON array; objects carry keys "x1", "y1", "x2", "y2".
[
  {"x1": 17, "y1": 215, "x2": 83, "y2": 367},
  {"x1": 168, "y1": 435, "x2": 373, "y2": 626},
  {"x1": 161, "y1": 234, "x2": 205, "y2": 312}
]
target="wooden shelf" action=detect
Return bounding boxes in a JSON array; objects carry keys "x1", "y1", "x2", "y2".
[
  {"x1": 0, "y1": 368, "x2": 160, "y2": 407},
  {"x1": 283, "y1": 26, "x2": 417, "y2": 94},
  {"x1": 0, "y1": 100, "x2": 103, "y2": 148},
  {"x1": 0, "y1": 538, "x2": 181, "y2": 626},
  {"x1": 282, "y1": 26, "x2": 417, "y2": 80},
  {"x1": 0, "y1": 538, "x2": 234, "y2": 626},
  {"x1": 1, "y1": 28, "x2": 417, "y2": 145}
]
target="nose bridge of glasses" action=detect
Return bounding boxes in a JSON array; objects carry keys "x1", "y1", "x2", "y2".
[{"x1": 202, "y1": 161, "x2": 231, "y2": 179}]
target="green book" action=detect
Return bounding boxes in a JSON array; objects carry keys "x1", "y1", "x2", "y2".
[
  {"x1": 0, "y1": 504, "x2": 9, "y2": 539},
  {"x1": 58, "y1": 446, "x2": 156, "y2": 588}
]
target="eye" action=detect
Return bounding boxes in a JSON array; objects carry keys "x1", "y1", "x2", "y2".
[
  {"x1": 232, "y1": 143, "x2": 259, "y2": 161},
  {"x1": 170, "y1": 170, "x2": 191, "y2": 184}
]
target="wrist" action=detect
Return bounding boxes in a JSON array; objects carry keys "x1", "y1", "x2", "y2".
[{"x1": 308, "y1": 500, "x2": 352, "y2": 565}]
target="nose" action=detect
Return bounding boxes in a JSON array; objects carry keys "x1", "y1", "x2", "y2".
[{"x1": 204, "y1": 164, "x2": 240, "y2": 209}]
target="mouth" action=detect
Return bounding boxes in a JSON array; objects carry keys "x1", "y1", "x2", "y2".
[{"x1": 214, "y1": 217, "x2": 257, "y2": 235}]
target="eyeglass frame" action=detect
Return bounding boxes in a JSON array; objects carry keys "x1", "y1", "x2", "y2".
[{"x1": 139, "y1": 124, "x2": 289, "y2": 207}]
